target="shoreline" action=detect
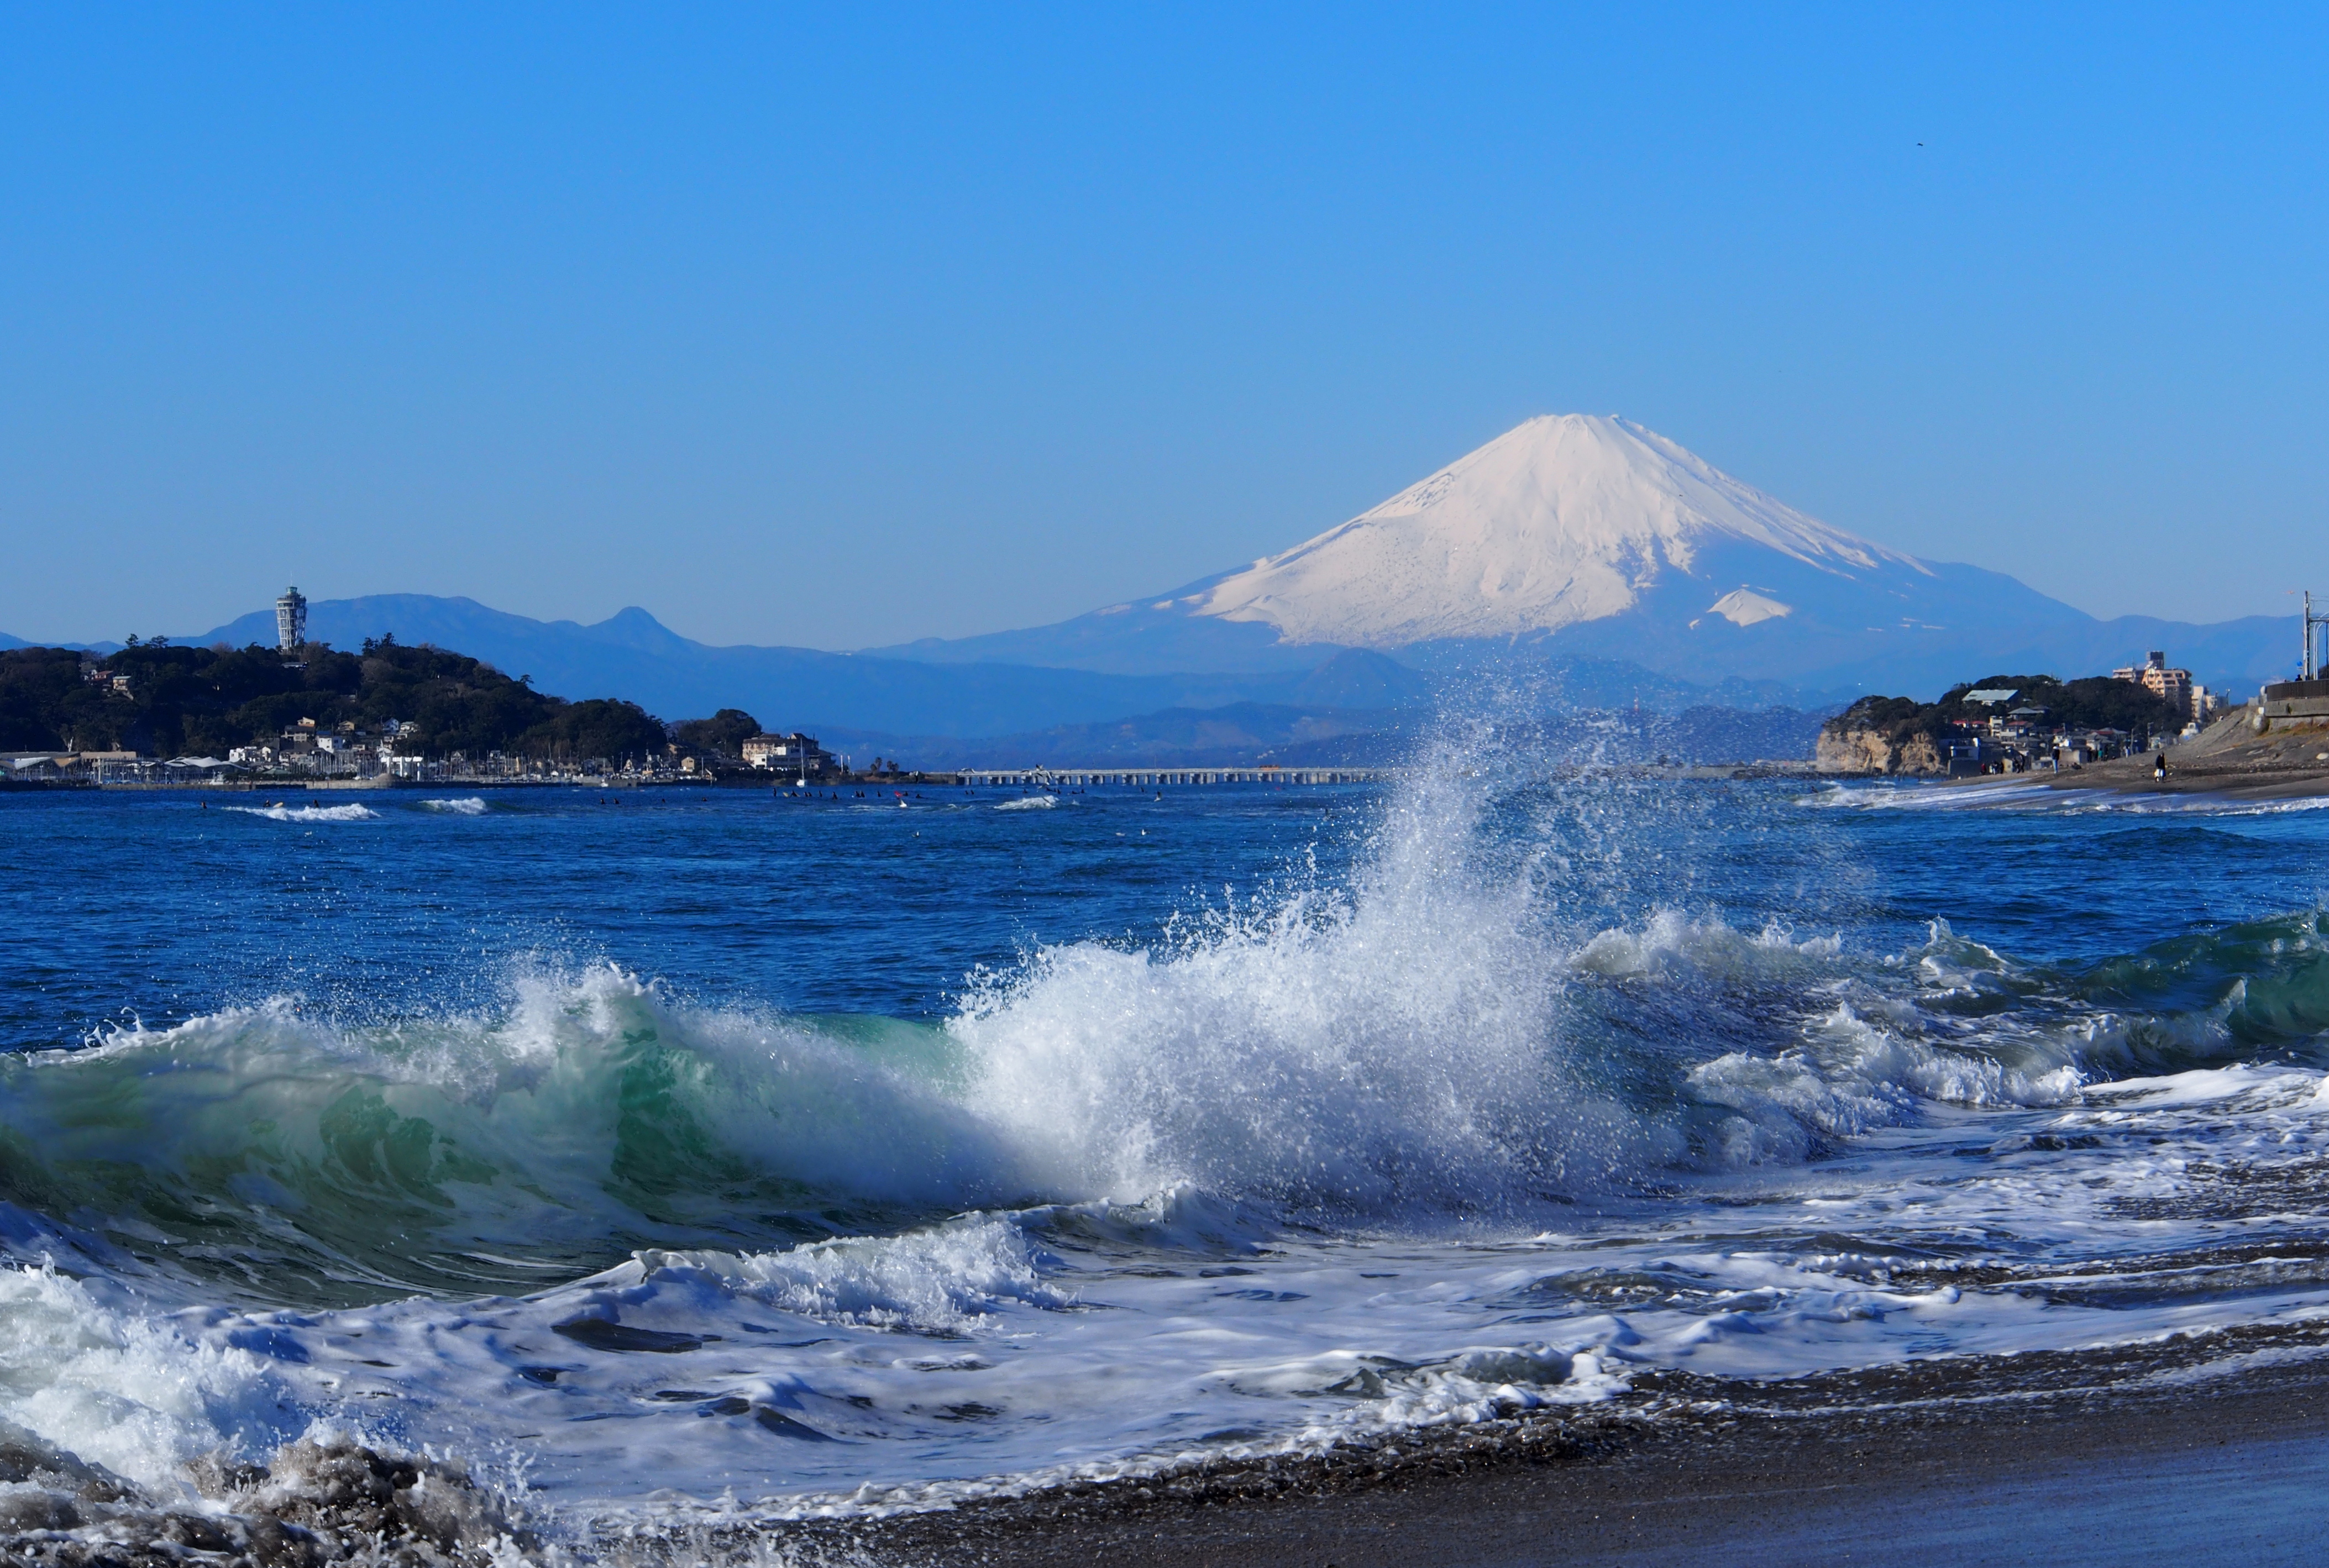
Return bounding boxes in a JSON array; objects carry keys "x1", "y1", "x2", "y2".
[
  {"x1": 1816, "y1": 751, "x2": 2329, "y2": 802},
  {"x1": 2010, "y1": 754, "x2": 2329, "y2": 800},
  {"x1": 735, "y1": 1328, "x2": 2329, "y2": 1567},
  {"x1": 1877, "y1": 715, "x2": 2329, "y2": 802}
]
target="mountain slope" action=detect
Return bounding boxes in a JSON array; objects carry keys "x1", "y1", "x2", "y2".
[
  {"x1": 880, "y1": 415, "x2": 2298, "y2": 698},
  {"x1": 173, "y1": 596, "x2": 1316, "y2": 736},
  {"x1": 1199, "y1": 415, "x2": 1930, "y2": 644},
  {"x1": 5, "y1": 417, "x2": 2300, "y2": 723}
]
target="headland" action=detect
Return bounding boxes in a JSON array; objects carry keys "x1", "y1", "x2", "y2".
[{"x1": 1958, "y1": 683, "x2": 2329, "y2": 800}]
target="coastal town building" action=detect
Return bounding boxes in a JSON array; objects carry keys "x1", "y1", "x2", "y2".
[
  {"x1": 2113, "y1": 651, "x2": 2197, "y2": 720},
  {"x1": 743, "y1": 732, "x2": 837, "y2": 775}
]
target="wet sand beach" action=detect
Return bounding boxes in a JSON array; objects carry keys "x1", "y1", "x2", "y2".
[{"x1": 732, "y1": 1325, "x2": 2329, "y2": 1567}]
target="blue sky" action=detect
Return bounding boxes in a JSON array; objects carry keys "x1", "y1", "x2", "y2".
[{"x1": 4, "y1": 4, "x2": 2326, "y2": 648}]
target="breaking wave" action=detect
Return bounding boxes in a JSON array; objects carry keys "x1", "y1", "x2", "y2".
[
  {"x1": 19, "y1": 747, "x2": 2329, "y2": 1311},
  {"x1": 224, "y1": 803, "x2": 380, "y2": 822},
  {"x1": 1, "y1": 973, "x2": 1020, "y2": 1305},
  {"x1": 0, "y1": 751, "x2": 1641, "y2": 1303},
  {"x1": 946, "y1": 754, "x2": 1692, "y2": 1211},
  {"x1": 21, "y1": 727, "x2": 2329, "y2": 1556}
]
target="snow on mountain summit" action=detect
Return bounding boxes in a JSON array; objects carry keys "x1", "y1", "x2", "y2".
[
  {"x1": 873, "y1": 411, "x2": 2276, "y2": 697},
  {"x1": 1196, "y1": 414, "x2": 1929, "y2": 647}
]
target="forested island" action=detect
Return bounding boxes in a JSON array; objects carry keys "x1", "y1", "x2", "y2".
[{"x1": 0, "y1": 636, "x2": 670, "y2": 762}]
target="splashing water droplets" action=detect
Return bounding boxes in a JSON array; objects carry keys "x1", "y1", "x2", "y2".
[{"x1": 948, "y1": 741, "x2": 1639, "y2": 1213}]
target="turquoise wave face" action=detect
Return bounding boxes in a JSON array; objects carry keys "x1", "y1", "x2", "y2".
[
  {"x1": 2068, "y1": 908, "x2": 2329, "y2": 1064},
  {"x1": 0, "y1": 972, "x2": 1006, "y2": 1306},
  {"x1": 21, "y1": 762, "x2": 2329, "y2": 1536},
  {"x1": 15, "y1": 890, "x2": 2329, "y2": 1312},
  {"x1": 12, "y1": 762, "x2": 2329, "y2": 1319}
]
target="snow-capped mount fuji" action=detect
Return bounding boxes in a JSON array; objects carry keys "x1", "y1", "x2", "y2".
[
  {"x1": 882, "y1": 415, "x2": 2291, "y2": 699},
  {"x1": 10, "y1": 416, "x2": 2289, "y2": 742},
  {"x1": 1193, "y1": 415, "x2": 1927, "y2": 646}
]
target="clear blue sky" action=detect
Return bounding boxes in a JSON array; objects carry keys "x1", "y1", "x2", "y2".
[{"x1": 5, "y1": 4, "x2": 2326, "y2": 648}]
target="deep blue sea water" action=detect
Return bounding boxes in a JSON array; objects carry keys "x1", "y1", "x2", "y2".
[
  {"x1": 7, "y1": 763, "x2": 2329, "y2": 1550},
  {"x1": 4, "y1": 783, "x2": 1375, "y2": 1043},
  {"x1": 18, "y1": 774, "x2": 2316, "y2": 1047}
]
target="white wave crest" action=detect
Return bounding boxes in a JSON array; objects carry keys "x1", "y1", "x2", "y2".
[
  {"x1": 948, "y1": 758, "x2": 1654, "y2": 1212},
  {"x1": 994, "y1": 795, "x2": 1057, "y2": 811},
  {"x1": 418, "y1": 796, "x2": 489, "y2": 815},
  {"x1": 1798, "y1": 779, "x2": 2329, "y2": 818},
  {"x1": 1687, "y1": 1001, "x2": 2082, "y2": 1164},
  {"x1": 617, "y1": 1217, "x2": 1069, "y2": 1334},
  {"x1": 1796, "y1": 780, "x2": 2053, "y2": 811},
  {"x1": 1571, "y1": 909, "x2": 1843, "y2": 982},
  {"x1": 227, "y1": 803, "x2": 380, "y2": 822}
]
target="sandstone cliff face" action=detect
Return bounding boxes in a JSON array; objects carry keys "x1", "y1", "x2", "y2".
[{"x1": 1815, "y1": 726, "x2": 1944, "y2": 774}]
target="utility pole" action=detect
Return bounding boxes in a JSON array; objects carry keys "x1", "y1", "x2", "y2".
[{"x1": 2306, "y1": 591, "x2": 2329, "y2": 682}]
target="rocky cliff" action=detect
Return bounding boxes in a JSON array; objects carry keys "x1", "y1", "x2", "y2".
[{"x1": 1814, "y1": 725, "x2": 1944, "y2": 774}]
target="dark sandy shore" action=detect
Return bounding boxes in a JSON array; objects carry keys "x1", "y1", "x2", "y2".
[
  {"x1": 730, "y1": 1323, "x2": 2329, "y2": 1568},
  {"x1": 2039, "y1": 755, "x2": 2329, "y2": 800},
  {"x1": 1926, "y1": 748, "x2": 2329, "y2": 801}
]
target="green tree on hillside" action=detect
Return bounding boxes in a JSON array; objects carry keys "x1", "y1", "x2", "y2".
[
  {"x1": 1826, "y1": 672, "x2": 2185, "y2": 749},
  {"x1": 0, "y1": 638, "x2": 673, "y2": 762},
  {"x1": 670, "y1": 708, "x2": 762, "y2": 758}
]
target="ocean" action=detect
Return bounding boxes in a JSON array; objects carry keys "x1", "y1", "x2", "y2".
[{"x1": 7, "y1": 750, "x2": 2329, "y2": 1556}]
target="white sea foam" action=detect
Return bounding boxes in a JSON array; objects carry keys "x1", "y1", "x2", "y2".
[
  {"x1": 1687, "y1": 1001, "x2": 2083, "y2": 1164},
  {"x1": 951, "y1": 756, "x2": 1654, "y2": 1210},
  {"x1": 1797, "y1": 779, "x2": 2054, "y2": 810},
  {"x1": 420, "y1": 796, "x2": 490, "y2": 815},
  {"x1": 226, "y1": 802, "x2": 381, "y2": 822},
  {"x1": 0, "y1": 1263, "x2": 298, "y2": 1498},
  {"x1": 29, "y1": 741, "x2": 2329, "y2": 1544},
  {"x1": 610, "y1": 1218, "x2": 1071, "y2": 1333},
  {"x1": 1799, "y1": 779, "x2": 2329, "y2": 817},
  {"x1": 994, "y1": 794, "x2": 1057, "y2": 810},
  {"x1": 1571, "y1": 908, "x2": 1844, "y2": 982},
  {"x1": 99, "y1": 1055, "x2": 2329, "y2": 1523}
]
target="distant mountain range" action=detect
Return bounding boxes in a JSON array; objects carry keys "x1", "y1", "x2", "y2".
[
  {"x1": 0, "y1": 592, "x2": 1833, "y2": 748},
  {"x1": 873, "y1": 416, "x2": 2295, "y2": 698},
  {"x1": 3, "y1": 413, "x2": 2300, "y2": 762}
]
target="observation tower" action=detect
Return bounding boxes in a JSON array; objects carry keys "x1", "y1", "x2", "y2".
[{"x1": 275, "y1": 586, "x2": 307, "y2": 652}]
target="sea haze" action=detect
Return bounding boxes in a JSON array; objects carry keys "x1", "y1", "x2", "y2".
[{"x1": 7, "y1": 747, "x2": 2329, "y2": 1553}]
